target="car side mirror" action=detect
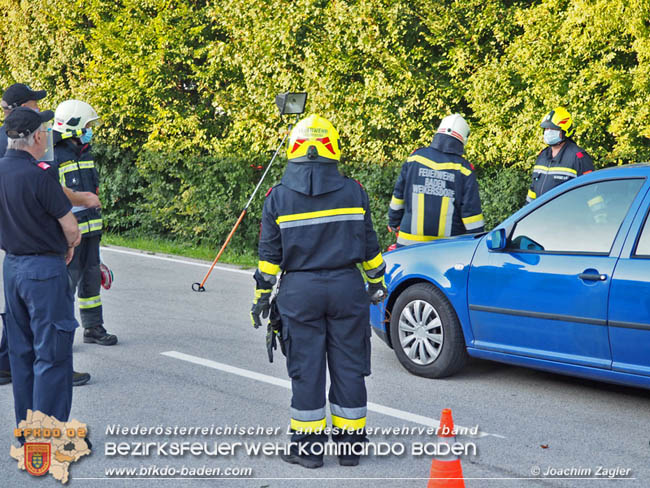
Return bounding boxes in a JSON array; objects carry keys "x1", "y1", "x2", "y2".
[{"x1": 486, "y1": 228, "x2": 507, "y2": 251}]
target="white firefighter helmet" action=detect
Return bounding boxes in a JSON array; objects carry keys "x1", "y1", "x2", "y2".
[
  {"x1": 437, "y1": 114, "x2": 470, "y2": 145},
  {"x1": 53, "y1": 99, "x2": 101, "y2": 134}
]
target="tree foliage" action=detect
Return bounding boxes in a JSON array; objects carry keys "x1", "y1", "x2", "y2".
[{"x1": 0, "y1": 0, "x2": 648, "y2": 251}]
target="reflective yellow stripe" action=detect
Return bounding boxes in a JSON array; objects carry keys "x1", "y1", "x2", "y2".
[
  {"x1": 533, "y1": 165, "x2": 577, "y2": 175},
  {"x1": 254, "y1": 289, "x2": 272, "y2": 299},
  {"x1": 527, "y1": 189, "x2": 537, "y2": 200},
  {"x1": 61, "y1": 130, "x2": 84, "y2": 140},
  {"x1": 331, "y1": 415, "x2": 366, "y2": 431},
  {"x1": 78, "y1": 219, "x2": 102, "y2": 234},
  {"x1": 78, "y1": 160, "x2": 95, "y2": 169},
  {"x1": 416, "y1": 193, "x2": 425, "y2": 235},
  {"x1": 79, "y1": 295, "x2": 102, "y2": 309},
  {"x1": 462, "y1": 213, "x2": 484, "y2": 225},
  {"x1": 276, "y1": 207, "x2": 365, "y2": 224},
  {"x1": 88, "y1": 219, "x2": 102, "y2": 231},
  {"x1": 290, "y1": 418, "x2": 326, "y2": 432},
  {"x1": 366, "y1": 275, "x2": 385, "y2": 284},
  {"x1": 407, "y1": 155, "x2": 472, "y2": 176},
  {"x1": 362, "y1": 253, "x2": 383, "y2": 271},
  {"x1": 390, "y1": 196, "x2": 404, "y2": 205},
  {"x1": 258, "y1": 260, "x2": 281, "y2": 275},
  {"x1": 438, "y1": 197, "x2": 450, "y2": 237},
  {"x1": 398, "y1": 231, "x2": 443, "y2": 242}
]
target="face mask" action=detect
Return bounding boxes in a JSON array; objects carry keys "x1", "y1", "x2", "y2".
[
  {"x1": 543, "y1": 129, "x2": 563, "y2": 146},
  {"x1": 80, "y1": 127, "x2": 93, "y2": 144}
]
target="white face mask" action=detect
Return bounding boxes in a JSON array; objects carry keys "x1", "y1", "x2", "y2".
[{"x1": 543, "y1": 129, "x2": 563, "y2": 146}]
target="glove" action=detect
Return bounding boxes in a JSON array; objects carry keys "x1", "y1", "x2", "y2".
[
  {"x1": 367, "y1": 279, "x2": 387, "y2": 305},
  {"x1": 250, "y1": 289, "x2": 272, "y2": 329},
  {"x1": 266, "y1": 300, "x2": 286, "y2": 362}
]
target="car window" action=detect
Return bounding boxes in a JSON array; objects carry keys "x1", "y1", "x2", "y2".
[
  {"x1": 634, "y1": 212, "x2": 650, "y2": 257},
  {"x1": 508, "y1": 179, "x2": 644, "y2": 254}
]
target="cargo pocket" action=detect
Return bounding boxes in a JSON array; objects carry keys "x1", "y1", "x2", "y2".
[
  {"x1": 41, "y1": 320, "x2": 77, "y2": 364},
  {"x1": 282, "y1": 326, "x2": 301, "y2": 379}
]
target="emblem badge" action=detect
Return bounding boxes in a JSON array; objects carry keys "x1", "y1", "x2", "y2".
[{"x1": 25, "y1": 443, "x2": 51, "y2": 476}]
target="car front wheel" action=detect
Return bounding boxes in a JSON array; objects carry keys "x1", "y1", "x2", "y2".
[{"x1": 389, "y1": 283, "x2": 468, "y2": 378}]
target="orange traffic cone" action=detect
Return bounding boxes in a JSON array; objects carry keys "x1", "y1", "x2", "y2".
[{"x1": 427, "y1": 409, "x2": 465, "y2": 488}]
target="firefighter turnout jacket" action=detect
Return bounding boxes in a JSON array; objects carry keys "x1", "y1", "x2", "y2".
[
  {"x1": 527, "y1": 139, "x2": 594, "y2": 203},
  {"x1": 53, "y1": 131, "x2": 102, "y2": 237},
  {"x1": 256, "y1": 162, "x2": 385, "y2": 285},
  {"x1": 388, "y1": 133, "x2": 484, "y2": 246}
]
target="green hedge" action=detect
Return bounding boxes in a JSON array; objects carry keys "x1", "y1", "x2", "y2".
[{"x1": 1, "y1": 0, "x2": 648, "y2": 254}]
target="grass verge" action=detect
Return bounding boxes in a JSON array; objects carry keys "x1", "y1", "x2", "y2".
[{"x1": 101, "y1": 233, "x2": 258, "y2": 268}]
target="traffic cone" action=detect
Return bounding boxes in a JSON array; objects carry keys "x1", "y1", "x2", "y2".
[{"x1": 427, "y1": 408, "x2": 465, "y2": 488}]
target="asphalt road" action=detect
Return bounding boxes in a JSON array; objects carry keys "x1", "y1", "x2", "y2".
[{"x1": 1, "y1": 245, "x2": 649, "y2": 487}]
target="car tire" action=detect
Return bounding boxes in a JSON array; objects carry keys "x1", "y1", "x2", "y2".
[{"x1": 389, "y1": 283, "x2": 468, "y2": 378}]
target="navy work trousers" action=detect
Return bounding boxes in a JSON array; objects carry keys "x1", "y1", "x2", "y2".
[
  {"x1": 277, "y1": 267, "x2": 371, "y2": 458},
  {"x1": 3, "y1": 254, "x2": 77, "y2": 425}
]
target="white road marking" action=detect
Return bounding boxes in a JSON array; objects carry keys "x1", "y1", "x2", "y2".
[
  {"x1": 101, "y1": 246, "x2": 254, "y2": 276},
  {"x1": 162, "y1": 351, "x2": 504, "y2": 439}
]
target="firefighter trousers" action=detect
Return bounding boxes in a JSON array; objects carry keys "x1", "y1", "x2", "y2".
[
  {"x1": 277, "y1": 267, "x2": 371, "y2": 459},
  {"x1": 68, "y1": 234, "x2": 103, "y2": 329}
]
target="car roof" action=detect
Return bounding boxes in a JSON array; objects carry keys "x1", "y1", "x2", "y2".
[{"x1": 588, "y1": 163, "x2": 650, "y2": 179}]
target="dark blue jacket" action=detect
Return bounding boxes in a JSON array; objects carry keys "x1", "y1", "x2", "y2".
[
  {"x1": 527, "y1": 139, "x2": 594, "y2": 202},
  {"x1": 52, "y1": 134, "x2": 102, "y2": 237},
  {"x1": 388, "y1": 133, "x2": 484, "y2": 246},
  {"x1": 256, "y1": 161, "x2": 384, "y2": 286}
]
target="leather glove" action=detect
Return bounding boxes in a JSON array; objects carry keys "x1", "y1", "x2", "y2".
[
  {"x1": 250, "y1": 289, "x2": 272, "y2": 329},
  {"x1": 367, "y1": 279, "x2": 387, "y2": 305},
  {"x1": 266, "y1": 301, "x2": 286, "y2": 363}
]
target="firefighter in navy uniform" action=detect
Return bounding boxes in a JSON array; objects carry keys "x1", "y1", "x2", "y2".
[
  {"x1": 0, "y1": 83, "x2": 48, "y2": 386},
  {"x1": 52, "y1": 100, "x2": 117, "y2": 346},
  {"x1": 0, "y1": 107, "x2": 81, "y2": 425},
  {"x1": 251, "y1": 115, "x2": 386, "y2": 469},
  {"x1": 388, "y1": 114, "x2": 484, "y2": 246},
  {"x1": 526, "y1": 106, "x2": 594, "y2": 203}
]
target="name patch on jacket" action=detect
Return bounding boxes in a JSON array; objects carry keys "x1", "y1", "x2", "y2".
[{"x1": 413, "y1": 168, "x2": 456, "y2": 197}]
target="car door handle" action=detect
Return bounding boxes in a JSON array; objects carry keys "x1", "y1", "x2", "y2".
[{"x1": 578, "y1": 273, "x2": 607, "y2": 281}]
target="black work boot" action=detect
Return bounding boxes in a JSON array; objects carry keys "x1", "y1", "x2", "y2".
[
  {"x1": 0, "y1": 370, "x2": 11, "y2": 385},
  {"x1": 280, "y1": 452, "x2": 323, "y2": 469},
  {"x1": 83, "y1": 325, "x2": 118, "y2": 346},
  {"x1": 73, "y1": 371, "x2": 91, "y2": 387}
]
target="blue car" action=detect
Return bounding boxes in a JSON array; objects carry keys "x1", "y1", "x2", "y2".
[{"x1": 371, "y1": 164, "x2": 650, "y2": 389}]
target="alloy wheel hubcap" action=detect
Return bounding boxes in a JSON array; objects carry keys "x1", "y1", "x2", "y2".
[{"x1": 398, "y1": 299, "x2": 443, "y2": 365}]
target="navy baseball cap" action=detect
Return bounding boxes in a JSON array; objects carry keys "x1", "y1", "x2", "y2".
[
  {"x1": 5, "y1": 107, "x2": 54, "y2": 138},
  {"x1": 1, "y1": 83, "x2": 47, "y2": 110}
]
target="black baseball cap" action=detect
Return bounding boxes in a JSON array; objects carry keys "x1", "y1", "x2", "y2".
[
  {"x1": 1, "y1": 83, "x2": 47, "y2": 110},
  {"x1": 5, "y1": 107, "x2": 54, "y2": 139}
]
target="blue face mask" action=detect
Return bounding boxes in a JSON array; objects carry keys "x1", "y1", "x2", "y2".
[
  {"x1": 543, "y1": 129, "x2": 563, "y2": 146},
  {"x1": 80, "y1": 127, "x2": 93, "y2": 144}
]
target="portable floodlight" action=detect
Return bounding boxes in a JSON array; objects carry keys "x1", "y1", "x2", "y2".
[{"x1": 275, "y1": 92, "x2": 307, "y2": 115}]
